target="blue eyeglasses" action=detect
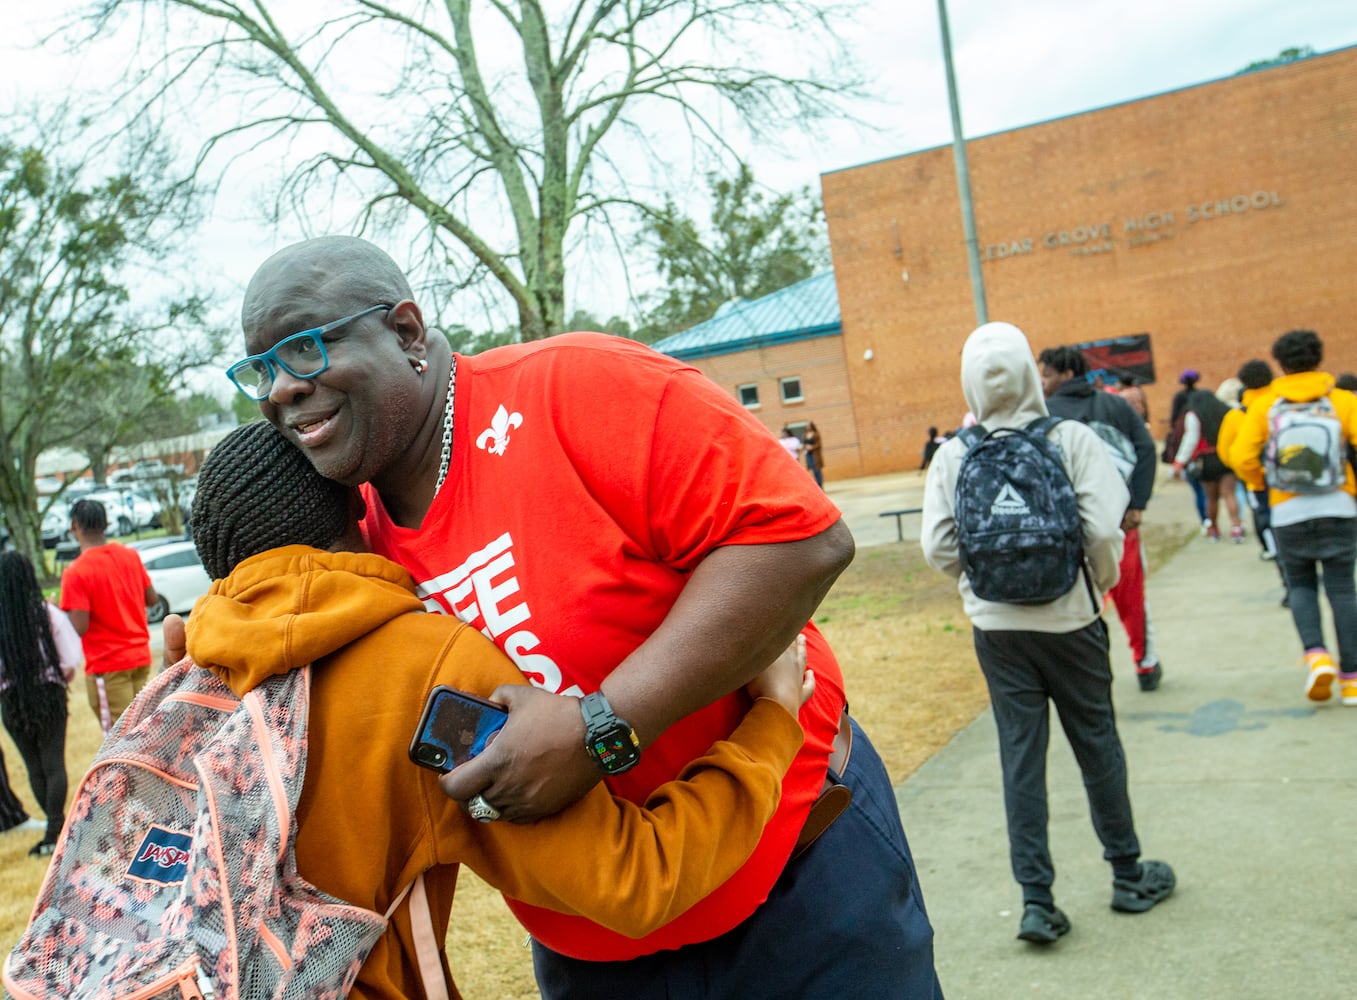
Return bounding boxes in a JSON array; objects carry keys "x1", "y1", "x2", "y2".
[{"x1": 226, "y1": 304, "x2": 393, "y2": 400}]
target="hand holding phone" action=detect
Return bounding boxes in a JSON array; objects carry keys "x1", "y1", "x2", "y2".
[{"x1": 409, "y1": 686, "x2": 509, "y2": 773}]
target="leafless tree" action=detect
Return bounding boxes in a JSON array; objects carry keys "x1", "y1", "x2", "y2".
[{"x1": 78, "y1": 0, "x2": 864, "y2": 339}]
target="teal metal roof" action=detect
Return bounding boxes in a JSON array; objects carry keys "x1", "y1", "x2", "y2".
[{"x1": 650, "y1": 271, "x2": 841, "y2": 360}]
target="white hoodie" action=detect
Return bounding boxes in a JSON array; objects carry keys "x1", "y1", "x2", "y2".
[{"x1": 920, "y1": 322, "x2": 1128, "y2": 633}]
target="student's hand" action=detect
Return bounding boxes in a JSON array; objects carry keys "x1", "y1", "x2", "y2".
[
  {"x1": 162, "y1": 613, "x2": 187, "y2": 667},
  {"x1": 744, "y1": 634, "x2": 814, "y2": 716},
  {"x1": 1121, "y1": 509, "x2": 1143, "y2": 532},
  {"x1": 440, "y1": 684, "x2": 599, "y2": 823}
]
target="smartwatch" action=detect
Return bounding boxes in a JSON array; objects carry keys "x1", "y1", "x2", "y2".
[{"x1": 580, "y1": 691, "x2": 641, "y2": 775}]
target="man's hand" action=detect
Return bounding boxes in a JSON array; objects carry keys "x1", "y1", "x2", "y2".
[
  {"x1": 1121, "y1": 508, "x2": 1143, "y2": 532},
  {"x1": 163, "y1": 613, "x2": 187, "y2": 667},
  {"x1": 439, "y1": 684, "x2": 598, "y2": 823}
]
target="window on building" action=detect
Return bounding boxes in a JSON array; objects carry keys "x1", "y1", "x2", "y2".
[
  {"x1": 780, "y1": 376, "x2": 804, "y2": 404},
  {"x1": 737, "y1": 383, "x2": 760, "y2": 409}
]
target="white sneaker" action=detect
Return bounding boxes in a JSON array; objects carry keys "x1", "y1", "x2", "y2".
[{"x1": 3, "y1": 817, "x2": 46, "y2": 834}]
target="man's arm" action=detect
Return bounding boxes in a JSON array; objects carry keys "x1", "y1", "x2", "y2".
[
  {"x1": 67, "y1": 608, "x2": 90, "y2": 636},
  {"x1": 145, "y1": 584, "x2": 159, "y2": 609},
  {"x1": 440, "y1": 518, "x2": 854, "y2": 822}
]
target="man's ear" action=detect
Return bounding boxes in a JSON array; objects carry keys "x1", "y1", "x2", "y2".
[{"x1": 387, "y1": 299, "x2": 427, "y2": 353}]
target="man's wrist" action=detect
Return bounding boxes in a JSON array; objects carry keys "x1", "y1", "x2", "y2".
[{"x1": 580, "y1": 691, "x2": 642, "y2": 776}]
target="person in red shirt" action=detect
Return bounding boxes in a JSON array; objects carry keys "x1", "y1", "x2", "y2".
[
  {"x1": 210, "y1": 236, "x2": 943, "y2": 998},
  {"x1": 59, "y1": 499, "x2": 159, "y2": 733}
]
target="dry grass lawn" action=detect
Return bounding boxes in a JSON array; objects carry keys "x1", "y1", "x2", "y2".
[{"x1": 0, "y1": 524, "x2": 1192, "y2": 998}]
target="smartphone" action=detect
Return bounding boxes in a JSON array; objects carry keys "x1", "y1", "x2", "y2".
[{"x1": 409, "y1": 686, "x2": 509, "y2": 774}]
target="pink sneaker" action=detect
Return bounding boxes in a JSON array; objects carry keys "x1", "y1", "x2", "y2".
[{"x1": 1230, "y1": 524, "x2": 1245, "y2": 544}]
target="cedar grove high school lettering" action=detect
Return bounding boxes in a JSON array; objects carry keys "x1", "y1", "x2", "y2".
[{"x1": 414, "y1": 532, "x2": 583, "y2": 697}]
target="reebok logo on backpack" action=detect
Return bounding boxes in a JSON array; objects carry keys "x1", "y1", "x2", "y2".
[
  {"x1": 955, "y1": 416, "x2": 1086, "y2": 604},
  {"x1": 1265, "y1": 395, "x2": 1346, "y2": 494},
  {"x1": 3, "y1": 659, "x2": 391, "y2": 1000}
]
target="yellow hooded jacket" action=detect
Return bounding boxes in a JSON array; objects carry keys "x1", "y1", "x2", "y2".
[
  {"x1": 1229, "y1": 371, "x2": 1357, "y2": 505},
  {"x1": 186, "y1": 546, "x2": 802, "y2": 1000}
]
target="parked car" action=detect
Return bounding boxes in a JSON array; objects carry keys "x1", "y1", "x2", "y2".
[
  {"x1": 65, "y1": 487, "x2": 161, "y2": 536},
  {"x1": 139, "y1": 539, "x2": 211, "y2": 623},
  {"x1": 41, "y1": 501, "x2": 71, "y2": 548}
]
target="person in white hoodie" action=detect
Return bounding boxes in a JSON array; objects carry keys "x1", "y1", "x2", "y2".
[{"x1": 921, "y1": 322, "x2": 1175, "y2": 945}]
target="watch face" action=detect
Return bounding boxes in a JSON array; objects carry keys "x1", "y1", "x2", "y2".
[{"x1": 591, "y1": 730, "x2": 641, "y2": 773}]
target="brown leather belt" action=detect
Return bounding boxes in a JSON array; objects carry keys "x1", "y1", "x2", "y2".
[{"x1": 792, "y1": 708, "x2": 853, "y2": 858}]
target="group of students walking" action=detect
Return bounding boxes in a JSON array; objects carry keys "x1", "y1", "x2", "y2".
[{"x1": 920, "y1": 322, "x2": 1355, "y2": 949}]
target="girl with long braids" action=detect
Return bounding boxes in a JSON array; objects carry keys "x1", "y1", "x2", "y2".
[{"x1": 0, "y1": 551, "x2": 82, "y2": 857}]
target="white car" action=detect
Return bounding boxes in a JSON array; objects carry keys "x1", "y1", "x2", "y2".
[
  {"x1": 139, "y1": 540, "x2": 212, "y2": 623},
  {"x1": 68, "y1": 488, "x2": 162, "y2": 537}
]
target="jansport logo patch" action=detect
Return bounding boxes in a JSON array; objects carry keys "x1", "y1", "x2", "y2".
[
  {"x1": 126, "y1": 825, "x2": 193, "y2": 885},
  {"x1": 990, "y1": 483, "x2": 1030, "y2": 516}
]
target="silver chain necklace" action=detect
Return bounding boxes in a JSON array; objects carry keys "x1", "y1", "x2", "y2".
[{"x1": 434, "y1": 357, "x2": 457, "y2": 496}]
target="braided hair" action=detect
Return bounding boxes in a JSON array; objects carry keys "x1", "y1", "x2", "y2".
[
  {"x1": 0, "y1": 552, "x2": 67, "y2": 739},
  {"x1": 193, "y1": 421, "x2": 354, "y2": 580}
]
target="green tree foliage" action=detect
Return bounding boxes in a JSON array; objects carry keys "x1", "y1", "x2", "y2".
[
  {"x1": 80, "y1": 0, "x2": 861, "y2": 342},
  {"x1": 636, "y1": 162, "x2": 828, "y2": 339},
  {"x1": 0, "y1": 127, "x2": 221, "y2": 573},
  {"x1": 1241, "y1": 46, "x2": 1315, "y2": 73}
]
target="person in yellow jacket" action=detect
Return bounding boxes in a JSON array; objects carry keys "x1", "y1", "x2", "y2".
[
  {"x1": 1218, "y1": 360, "x2": 1286, "y2": 571},
  {"x1": 1230, "y1": 330, "x2": 1357, "y2": 705},
  {"x1": 181, "y1": 419, "x2": 812, "y2": 1000}
]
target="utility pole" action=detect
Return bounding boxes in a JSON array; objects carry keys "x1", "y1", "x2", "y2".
[{"x1": 936, "y1": 0, "x2": 988, "y2": 326}]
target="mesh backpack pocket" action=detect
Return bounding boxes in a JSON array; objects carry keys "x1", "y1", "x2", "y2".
[
  {"x1": 1265, "y1": 395, "x2": 1347, "y2": 494},
  {"x1": 955, "y1": 417, "x2": 1085, "y2": 605},
  {"x1": 4, "y1": 661, "x2": 388, "y2": 1000}
]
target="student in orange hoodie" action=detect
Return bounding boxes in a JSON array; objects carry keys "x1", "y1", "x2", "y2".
[{"x1": 182, "y1": 420, "x2": 811, "y2": 999}]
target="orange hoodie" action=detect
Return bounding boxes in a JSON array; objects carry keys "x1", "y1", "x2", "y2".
[{"x1": 185, "y1": 546, "x2": 802, "y2": 1000}]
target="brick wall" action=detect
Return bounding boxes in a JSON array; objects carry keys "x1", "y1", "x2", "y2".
[
  {"x1": 680, "y1": 333, "x2": 860, "y2": 479},
  {"x1": 822, "y1": 46, "x2": 1357, "y2": 476}
]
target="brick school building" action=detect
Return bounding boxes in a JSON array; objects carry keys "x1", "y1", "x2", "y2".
[{"x1": 819, "y1": 44, "x2": 1357, "y2": 476}]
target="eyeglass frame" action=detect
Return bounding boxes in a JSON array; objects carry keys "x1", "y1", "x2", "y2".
[{"x1": 226, "y1": 303, "x2": 395, "y2": 400}]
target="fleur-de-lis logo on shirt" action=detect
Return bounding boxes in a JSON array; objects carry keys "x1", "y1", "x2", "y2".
[{"x1": 476, "y1": 405, "x2": 524, "y2": 456}]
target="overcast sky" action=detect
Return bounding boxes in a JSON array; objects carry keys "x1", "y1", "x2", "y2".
[{"x1": 1, "y1": 0, "x2": 1354, "y2": 333}]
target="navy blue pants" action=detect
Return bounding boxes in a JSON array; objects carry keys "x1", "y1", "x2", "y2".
[{"x1": 532, "y1": 718, "x2": 944, "y2": 999}]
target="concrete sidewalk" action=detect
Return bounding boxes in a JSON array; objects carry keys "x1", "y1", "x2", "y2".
[{"x1": 830, "y1": 472, "x2": 1356, "y2": 999}]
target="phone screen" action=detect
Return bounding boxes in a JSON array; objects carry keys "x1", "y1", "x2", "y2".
[{"x1": 409, "y1": 687, "x2": 509, "y2": 773}]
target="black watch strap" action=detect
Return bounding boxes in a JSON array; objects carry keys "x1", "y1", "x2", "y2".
[{"x1": 581, "y1": 691, "x2": 641, "y2": 775}]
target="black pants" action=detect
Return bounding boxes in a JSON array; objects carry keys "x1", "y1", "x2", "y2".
[
  {"x1": 0, "y1": 743, "x2": 31, "y2": 831},
  {"x1": 974, "y1": 620, "x2": 1140, "y2": 904},
  {"x1": 2, "y1": 693, "x2": 68, "y2": 844}
]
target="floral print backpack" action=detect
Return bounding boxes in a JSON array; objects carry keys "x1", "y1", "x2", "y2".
[{"x1": 3, "y1": 659, "x2": 405, "y2": 1000}]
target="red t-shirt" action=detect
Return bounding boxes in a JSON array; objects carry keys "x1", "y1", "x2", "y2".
[
  {"x1": 362, "y1": 333, "x2": 846, "y2": 961},
  {"x1": 59, "y1": 543, "x2": 152, "y2": 675}
]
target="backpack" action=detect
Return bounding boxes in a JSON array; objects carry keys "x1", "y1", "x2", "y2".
[
  {"x1": 955, "y1": 416, "x2": 1087, "y2": 605},
  {"x1": 3, "y1": 659, "x2": 410, "y2": 1000},
  {"x1": 1085, "y1": 419, "x2": 1137, "y2": 485},
  {"x1": 1264, "y1": 395, "x2": 1347, "y2": 494},
  {"x1": 1083, "y1": 391, "x2": 1141, "y2": 486}
]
